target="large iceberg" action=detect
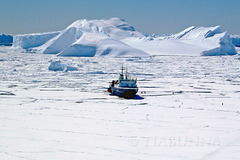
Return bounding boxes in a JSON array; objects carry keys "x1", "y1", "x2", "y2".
[
  {"x1": 123, "y1": 25, "x2": 237, "y2": 56},
  {"x1": 26, "y1": 18, "x2": 148, "y2": 57},
  {"x1": 13, "y1": 18, "x2": 237, "y2": 56}
]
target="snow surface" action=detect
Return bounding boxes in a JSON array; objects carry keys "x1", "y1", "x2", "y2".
[
  {"x1": 12, "y1": 18, "x2": 237, "y2": 57},
  {"x1": 58, "y1": 33, "x2": 147, "y2": 57},
  {"x1": 41, "y1": 28, "x2": 78, "y2": 55},
  {"x1": 1, "y1": 47, "x2": 240, "y2": 160},
  {"x1": 65, "y1": 17, "x2": 143, "y2": 39}
]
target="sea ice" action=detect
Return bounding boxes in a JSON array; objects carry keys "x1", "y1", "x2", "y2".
[{"x1": 0, "y1": 48, "x2": 240, "y2": 160}]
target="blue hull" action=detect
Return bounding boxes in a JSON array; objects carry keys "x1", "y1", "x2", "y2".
[{"x1": 111, "y1": 87, "x2": 138, "y2": 99}]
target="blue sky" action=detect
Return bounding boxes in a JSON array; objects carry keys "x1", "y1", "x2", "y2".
[{"x1": 0, "y1": 0, "x2": 240, "y2": 35}]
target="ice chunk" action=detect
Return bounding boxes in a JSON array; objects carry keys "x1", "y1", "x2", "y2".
[{"x1": 48, "y1": 60, "x2": 78, "y2": 72}]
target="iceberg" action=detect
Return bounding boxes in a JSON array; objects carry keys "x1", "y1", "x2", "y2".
[
  {"x1": 231, "y1": 35, "x2": 240, "y2": 47},
  {"x1": 33, "y1": 18, "x2": 148, "y2": 57},
  {"x1": 13, "y1": 18, "x2": 237, "y2": 57},
  {"x1": 13, "y1": 31, "x2": 60, "y2": 49},
  {"x1": 0, "y1": 34, "x2": 13, "y2": 46},
  {"x1": 123, "y1": 25, "x2": 237, "y2": 56},
  {"x1": 48, "y1": 60, "x2": 78, "y2": 72}
]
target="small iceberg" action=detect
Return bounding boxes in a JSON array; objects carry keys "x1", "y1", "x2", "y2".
[{"x1": 48, "y1": 60, "x2": 78, "y2": 72}]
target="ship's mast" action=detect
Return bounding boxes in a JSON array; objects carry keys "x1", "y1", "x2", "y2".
[
  {"x1": 119, "y1": 64, "x2": 124, "y2": 80},
  {"x1": 125, "y1": 67, "x2": 128, "y2": 79},
  {"x1": 121, "y1": 64, "x2": 124, "y2": 75}
]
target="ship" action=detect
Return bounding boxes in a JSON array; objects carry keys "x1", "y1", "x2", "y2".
[{"x1": 108, "y1": 66, "x2": 138, "y2": 99}]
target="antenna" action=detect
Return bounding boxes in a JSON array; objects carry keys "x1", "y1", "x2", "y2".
[
  {"x1": 125, "y1": 67, "x2": 128, "y2": 79},
  {"x1": 121, "y1": 64, "x2": 124, "y2": 75}
]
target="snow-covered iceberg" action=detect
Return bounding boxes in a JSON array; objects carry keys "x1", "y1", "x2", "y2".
[
  {"x1": 175, "y1": 26, "x2": 236, "y2": 56},
  {"x1": 13, "y1": 18, "x2": 237, "y2": 56},
  {"x1": 123, "y1": 25, "x2": 237, "y2": 56},
  {"x1": 17, "y1": 17, "x2": 148, "y2": 57},
  {"x1": 57, "y1": 33, "x2": 147, "y2": 57}
]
